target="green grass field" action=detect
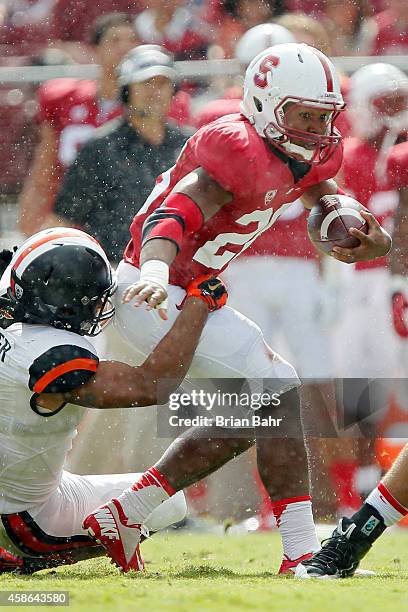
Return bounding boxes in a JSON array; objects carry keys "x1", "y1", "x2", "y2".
[{"x1": 1, "y1": 530, "x2": 407, "y2": 612}]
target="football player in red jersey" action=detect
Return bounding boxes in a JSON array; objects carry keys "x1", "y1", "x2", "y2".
[
  {"x1": 193, "y1": 22, "x2": 341, "y2": 524},
  {"x1": 84, "y1": 44, "x2": 391, "y2": 574},
  {"x1": 18, "y1": 13, "x2": 139, "y2": 237}
]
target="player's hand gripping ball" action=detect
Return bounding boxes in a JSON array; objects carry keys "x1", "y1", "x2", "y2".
[
  {"x1": 307, "y1": 194, "x2": 369, "y2": 256},
  {"x1": 184, "y1": 274, "x2": 228, "y2": 311}
]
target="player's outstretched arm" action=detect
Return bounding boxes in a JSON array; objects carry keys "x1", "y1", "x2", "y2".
[
  {"x1": 61, "y1": 297, "x2": 207, "y2": 408},
  {"x1": 41, "y1": 278, "x2": 226, "y2": 410},
  {"x1": 42, "y1": 297, "x2": 208, "y2": 409},
  {"x1": 123, "y1": 168, "x2": 232, "y2": 320}
]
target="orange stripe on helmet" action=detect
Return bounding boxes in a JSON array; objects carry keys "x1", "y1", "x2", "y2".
[{"x1": 13, "y1": 229, "x2": 99, "y2": 272}]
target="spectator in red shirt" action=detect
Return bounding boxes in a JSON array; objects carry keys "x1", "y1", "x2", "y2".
[
  {"x1": 134, "y1": 0, "x2": 209, "y2": 60},
  {"x1": 51, "y1": 0, "x2": 141, "y2": 44},
  {"x1": 212, "y1": 0, "x2": 286, "y2": 59},
  {"x1": 360, "y1": 0, "x2": 408, "y2": 55}
]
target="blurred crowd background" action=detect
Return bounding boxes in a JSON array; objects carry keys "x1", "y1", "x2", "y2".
[{"x1": 1, "y1": 0, "x2": 408, "y2": 531}]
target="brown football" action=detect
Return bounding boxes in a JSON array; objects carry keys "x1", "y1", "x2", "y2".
[{"x1": 307, "y1": 194, "x2": 369, "y2": 256}]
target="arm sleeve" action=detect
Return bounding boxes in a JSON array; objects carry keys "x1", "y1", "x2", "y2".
[
  {"x1": 193, "y1": 123, "x2": 257, "y2": 197},
  {"x1": 28, "y1": 344, "x2": 98, "y2": 393}
]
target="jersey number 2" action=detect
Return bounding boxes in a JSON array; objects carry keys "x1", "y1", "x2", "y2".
[{"x1": 193, "y1": 201, "x2": 290, "y2": 269}]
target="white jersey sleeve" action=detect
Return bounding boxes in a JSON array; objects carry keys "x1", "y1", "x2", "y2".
[
  {"x1": 0, "y1": 323, "x2": 99, "y2": 513},
  {"x1": 1, "y1": 323, "x2": 98, "y2": 394}
]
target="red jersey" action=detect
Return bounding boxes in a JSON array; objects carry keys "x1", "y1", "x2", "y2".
[
  {"x1": 342, "y1": 138, "x2": 408, "y2": 271},
  {"x1": 134, "y1": 7, "x2": 210, "y2": 60},
  {"x1": 37, "y1": 78, "x2": 123, "y2": 168},
  {"x1": 192, "y1": 100, "x2": 314, "y2": 260},
  {"x1": 367, "y1": 10, "x2": 408, "y2": 56},
  {"x1": 191, "y1": 91, "x2": 350, "y2": 262},
  {"x1": 124, "y1": 114, "x2": 343, "y2": 288}
]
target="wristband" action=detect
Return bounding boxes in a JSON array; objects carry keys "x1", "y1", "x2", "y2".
[{"x1": 140, "y1": 260, "x2": 169, "y2": 311}]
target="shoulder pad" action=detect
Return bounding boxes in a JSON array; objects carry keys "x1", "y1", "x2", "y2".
[
  {"x1": 193, "y1": 116, "x2": 261, "y2": 195},
  {"x1": 29, "y1": 344, "x2": 98, "y2": 394}
]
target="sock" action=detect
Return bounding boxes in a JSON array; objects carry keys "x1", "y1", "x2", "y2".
[
  {"x1": 348, "y1": 502, "x2": 387, "y2": 544},
  {"x1": 116, "y1": 467, "x2": 176, "y2": 525},
  {"x1": 272, "y1": 495, "x2": 320, "y2": 560},
  {"x1": 365, "y1": 482, "x2": 408, "y2": 527}
]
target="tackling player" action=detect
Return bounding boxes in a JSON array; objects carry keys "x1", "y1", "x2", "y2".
[
  {"x1": 0, "y1": 227, "x2": 227, "y2": 573},
  {"x1": 84, "y1": 43, "x2": 391, "y2": 573}
]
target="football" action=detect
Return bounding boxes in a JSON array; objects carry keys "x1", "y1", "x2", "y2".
[{"x1": 307, "y1": 194, "x2": 369, "y2": 255}]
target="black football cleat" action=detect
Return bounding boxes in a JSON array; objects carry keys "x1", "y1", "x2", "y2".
[{"x1": 295, "y1": 518, "x2": 373, "y2": 579}]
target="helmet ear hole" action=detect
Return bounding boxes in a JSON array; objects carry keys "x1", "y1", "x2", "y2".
[{"x1": 253, "y1": 97, "x2": 263, "y2": 112}]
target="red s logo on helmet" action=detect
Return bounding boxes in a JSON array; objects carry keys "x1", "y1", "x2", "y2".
[{"x1": 253, "y1": 55, "x2": 280, "y2": 89}]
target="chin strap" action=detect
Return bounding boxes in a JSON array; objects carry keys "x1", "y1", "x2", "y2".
[
  {"x1": 0, "y1": 288, "x2": 53, "y2": 330},
  {"x1": 281, "y1": 140, "x2": 314, "y2": 161}
]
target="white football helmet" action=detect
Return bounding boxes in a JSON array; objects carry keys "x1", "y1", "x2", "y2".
[
  {"x1": 241, "y1": 43, "x2": 345, "y2": 164},
  {"x1": 235, "y1": 23, "x2": 295, "y2": 66},
  {"x1": 348, "y1": 63, "x2": 408, "y2": 139}
]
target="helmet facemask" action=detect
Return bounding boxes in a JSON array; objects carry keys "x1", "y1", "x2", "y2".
[
  {"x1": 262, "y1": 97, "x2": 344, "y2": 164},
  {"x1": 9, "y1": 266, "x2": 117, "y2": 337},
  {"x1": 78, "y1": 275, "x2": 117, "y2": 336},
  {"x1": 370, "y1": 90, "x2": 408, "y2": 137}
]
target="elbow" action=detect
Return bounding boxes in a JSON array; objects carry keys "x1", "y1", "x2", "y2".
[
  {"x1": 138, "y1": 377, "x2": 181, "y2": 408},
  {"x1": 141, "y1": 390, "x2": 158, "y2": 407}
]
